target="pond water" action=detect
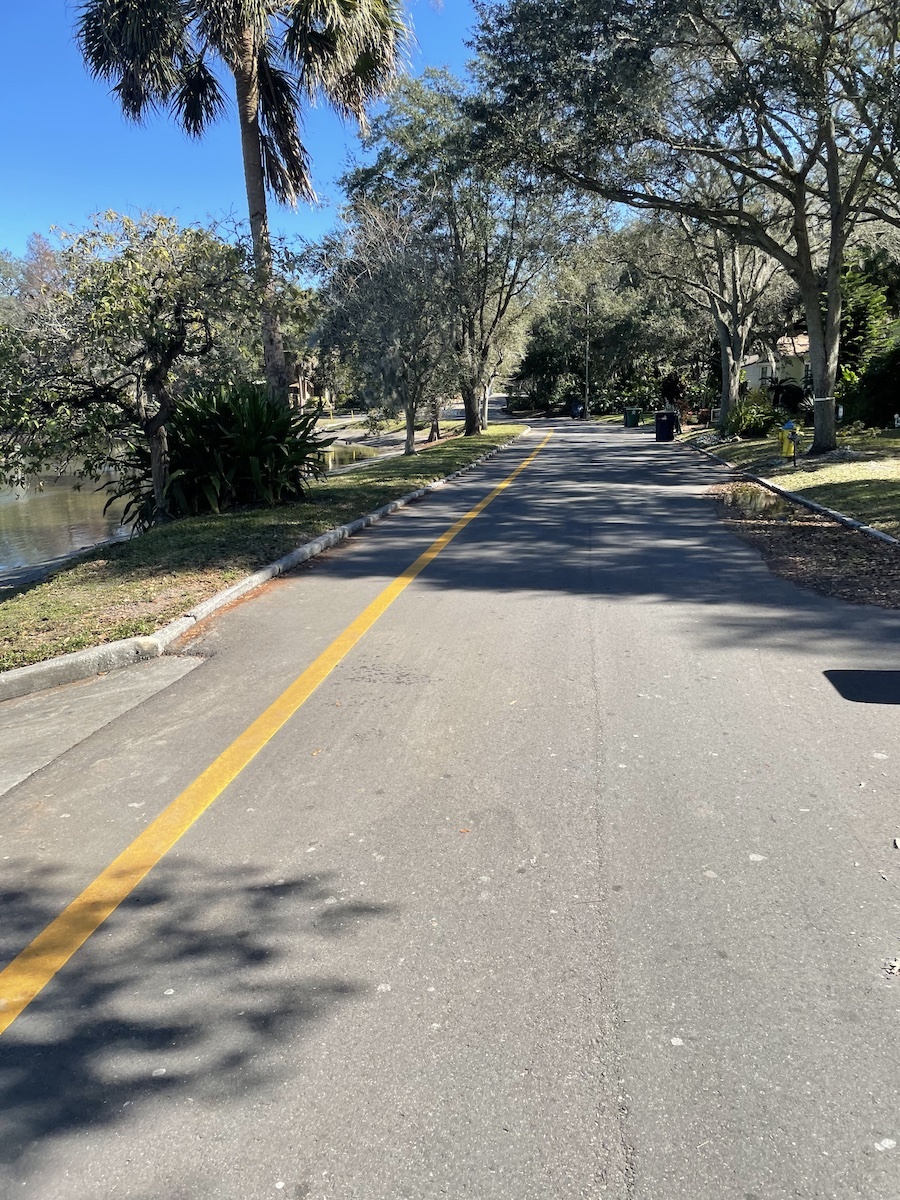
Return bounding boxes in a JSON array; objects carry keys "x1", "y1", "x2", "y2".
[
  {"x1": 321, "y1": 443, "x2": 381, "y2": 470},
  {"x1": 0, "y1": 444, "x2": 382, "y2": 587},
  {"x1": 0, "y1": 474, "x2": 129, "y2": 579}
]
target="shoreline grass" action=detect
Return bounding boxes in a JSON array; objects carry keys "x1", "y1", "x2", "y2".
[{"x1": 0, "y1": 426, "x2": 526, "y2": 673}]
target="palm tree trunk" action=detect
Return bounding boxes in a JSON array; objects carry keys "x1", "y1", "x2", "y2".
[{"x1": 234, "y1": 32, "x2": 290, "y2": 405}]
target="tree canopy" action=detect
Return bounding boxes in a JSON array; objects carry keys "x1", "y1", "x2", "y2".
[
  {"x1": 0, "y1": 213, "x2": 254, "y2": 520},
  {"x1": 344, "y1": 72, "x2": 584, "y2": 433},
  {"x1": 474, "y1": 0, "x2": 900, "y2": 448},
  {"x1": 77, "y1": 0, "x2": 408, "y2": 398}
]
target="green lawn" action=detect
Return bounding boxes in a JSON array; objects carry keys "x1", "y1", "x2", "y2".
[
  {"x1": 0, "y1": 427, "x2": 526, "y2": 672},
  {"x1": 684, "y1": 426, "x2": 900, "y2": 536}
]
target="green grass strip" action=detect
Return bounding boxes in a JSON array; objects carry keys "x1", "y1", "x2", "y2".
[{"x1": 683, "y1": 427, "x2": 900, "y2": 538}]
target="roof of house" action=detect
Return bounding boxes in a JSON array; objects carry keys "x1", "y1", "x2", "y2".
[{"x1": 775, "y1": 333, "x2": 810, "y2": 358}]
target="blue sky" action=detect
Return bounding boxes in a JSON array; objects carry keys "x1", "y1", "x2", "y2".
[{"x1": 0, "y1": 0, "x2": 476, "y2": 258}]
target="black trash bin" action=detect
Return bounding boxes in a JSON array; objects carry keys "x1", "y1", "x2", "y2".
[
  {"x1": 654, "y1": 410, "x2": 677, "y2": 442},
  {"x1": 624, "y1": 407, "x2": 641, "y2": 428}
]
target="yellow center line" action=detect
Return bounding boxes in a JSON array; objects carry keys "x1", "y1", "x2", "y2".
[{"x1": 0, "y1": 432, "x2": 552, "y2": 1036}]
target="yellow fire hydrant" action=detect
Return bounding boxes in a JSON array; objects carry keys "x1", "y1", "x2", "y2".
[{"x1": 779, "y1": 421, "x2": 800, "y2": 464}]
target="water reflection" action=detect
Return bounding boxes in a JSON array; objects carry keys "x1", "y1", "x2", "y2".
[
  {"x1": 321, "y1": 443, "x2": 380, "y2": 470},
  {"x1": 0, "y1": 474, "x2": 129, "y2": 575},
  {"x1": 0, "y1": 445, "x2": 380, "y2": 585}
]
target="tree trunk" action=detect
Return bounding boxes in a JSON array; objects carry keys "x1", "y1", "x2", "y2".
[
  {"x1": 460, "y1": 381, "x2": 483, "y2": 435},
  {"x1": 801, "y1": 281, "x2": 840, "y2": 454},
  {"x1": 234, "y1": 32, "x2": 289, "y2": 405},
  {"x1": 812, "y1": 246, "x2": 842, "y2": 455},
  {"x1": 717, "y1": 333, "x2": 741, "y2": 429},
  {"x1": 801, "y1": 289, "x2": 844, "y2": 453},
  {"x1": 147, "y1": 422, "x2": 171, "y2": 524},
  {"x1": 813, "y1": 396, "x2": 837, "y2": 454},
  {"x1": 404, "y1": 398, "x2": 416, "y2": 455},
  {"x1": 427, "y1": 398, "x2": 441, "y2": 442}
]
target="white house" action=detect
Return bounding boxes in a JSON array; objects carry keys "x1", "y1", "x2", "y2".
[{"x1": 743, "y1": 334, "x2": 812, "y2": 392}]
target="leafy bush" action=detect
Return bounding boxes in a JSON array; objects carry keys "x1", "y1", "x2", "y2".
[
  {"x1": 684, "y1": 380, "x2": 717, "y2": 413},
  {"x1": 841, "y1": 340, "x2": 900, "y2": 427},
  {"x1": 106, "y1": 384, "x2": 334, "y2": 527},
  {"x1": 725, "y1": 395, "x2": 784, "y2": 437},
  {"x1": 365, "y1": 407, "x2": 388, "y2": 436},
  {"x1": 772, "y1": 379, "x2": 805, "y2": 413},
  {"x1": 838, "y1": 419, "x2": 881, "y2": 437}
]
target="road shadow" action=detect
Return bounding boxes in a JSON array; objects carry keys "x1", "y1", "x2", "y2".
[
  {"x1": 824, "y1": 670, "x2": 900, "y2": 704},
  {"x1": 0, "y1": 857, "x2": 394, "y2": 1169},
  {"x1": 298, "y1": 429, "x2": 900, "y2": 657}
]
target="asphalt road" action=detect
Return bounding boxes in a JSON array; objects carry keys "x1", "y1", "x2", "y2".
[{"x1": 2, "y1": 420, "x2": 900, "y2": 1200}]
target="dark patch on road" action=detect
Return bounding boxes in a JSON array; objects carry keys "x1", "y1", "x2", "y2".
[{"x1": 825, "y1": 669, "x2": 900, "y2": 704}]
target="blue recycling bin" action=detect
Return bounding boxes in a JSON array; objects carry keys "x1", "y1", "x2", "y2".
[{"x1": 654, "y1": 411, "x2": 677, "y2": 442}]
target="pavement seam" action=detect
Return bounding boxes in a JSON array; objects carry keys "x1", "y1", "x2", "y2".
[
  {"x1": 686, "y1": 440, "x2": 900, "y2": 548},
  {"x1": 0, "y1": 431, "x2": 530, "y2": 703}
]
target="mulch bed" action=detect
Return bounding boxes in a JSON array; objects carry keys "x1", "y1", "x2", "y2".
[{"x1": 710, "y1": 481, "x2": 900, "y2": 609}]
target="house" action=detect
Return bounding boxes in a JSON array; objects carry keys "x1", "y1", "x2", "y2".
[{"x1": 743, "y1": 334, "x2": 812, "y2": 392}]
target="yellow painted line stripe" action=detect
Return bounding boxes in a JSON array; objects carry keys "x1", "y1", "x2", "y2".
[{"x1": 0, "y1": 432, "x2": 552, "y2": 1035}]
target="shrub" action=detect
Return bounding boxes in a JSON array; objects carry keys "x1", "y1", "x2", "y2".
[
  {"x1": 365, "y1": 406, "x2": 388, "y2": 436},
  {"x1": 772, "y1": 379, "x2": 805, "y2": 413},
  {"x1": 106, "y1": 384, "x2": 334, "y2": 527},
  {"x1": 725, "y1": 395, "x2": 784, "y2": 437},
  {"x1": 842, "y1": 340, "x2": 900, "y2": 427}
]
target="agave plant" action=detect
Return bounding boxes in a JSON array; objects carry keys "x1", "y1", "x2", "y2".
[{"x1": 105, "y1": 383, "x2": 335, "y2": 527}]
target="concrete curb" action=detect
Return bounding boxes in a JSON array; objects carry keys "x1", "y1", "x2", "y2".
[
  {"x1": 687, "y1": 440, "x2": 900, "y2": 549},
  {"x1": 0, "y1": 431, "x2": 529, "y2": 703}
]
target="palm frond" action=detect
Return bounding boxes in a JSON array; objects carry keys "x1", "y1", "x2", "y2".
[
  {"x1": 257, "y1": 47, "x2": 314, "y2": 202},
  {"x1": 314, "y1": 38, "x2": 399, "y2": 125},
  {"x1": 282, "y1": 0, "x2": 407, "y2": 113},
  {"x1": 194, "y1": 0, "x2": 272, "y2": 63},
  {"x1": 260, "y1": 131, "x2": 314, "y2": 205},
  {"x1": 77, "y1": 0, "x2": 192, "y2": 117},
  {"x1": 171, "y1": 55, "x2": 228, "y2": 135}
]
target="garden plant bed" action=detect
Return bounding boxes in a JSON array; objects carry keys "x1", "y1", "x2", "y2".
[{"x1": 711, "y1": 480, "x2": 900, "y2": 609}]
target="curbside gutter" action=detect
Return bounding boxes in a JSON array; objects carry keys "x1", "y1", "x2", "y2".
[
  {"x1": 687, "y1": 440, "x2": 900, "y2": 550},
  {"x1": 0, "y1": 431, "x2": 530, "y2": 703}
]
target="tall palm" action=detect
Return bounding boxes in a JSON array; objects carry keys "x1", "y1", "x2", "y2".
[{"x1": 77, "y1": 0, "x2": 408, "y2": 400}]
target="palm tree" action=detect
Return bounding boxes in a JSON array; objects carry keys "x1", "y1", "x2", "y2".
[{"x1": 77, "y1": 0, "x2": 408, "y2": 401}]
